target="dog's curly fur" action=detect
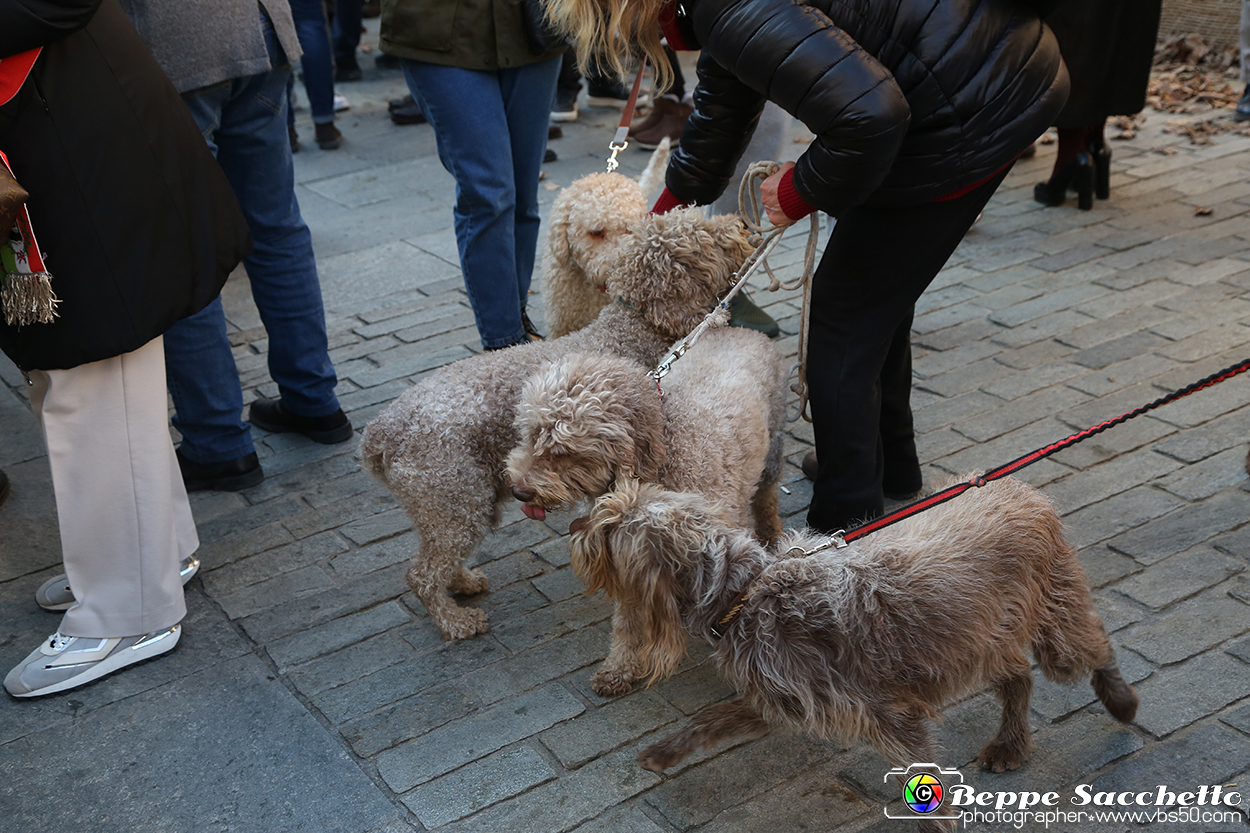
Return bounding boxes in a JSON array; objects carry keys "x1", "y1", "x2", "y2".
[
  {"x1": 359, "y1": 208, "x2": 753, "y2": 640},
  {"x1": 571, "y1": 479, "x2": 1138, "y2": 830},
  {"x1": 541, "y1": 142, "x2": 669, "y2": 338},
  {"x1": 506, "y1": 327, "x2": 787, "y2": 695}
]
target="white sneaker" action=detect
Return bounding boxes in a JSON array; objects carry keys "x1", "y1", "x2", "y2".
[
  {"x1": 4, "y1": 626, "x2": 181, "y2": 698},
  {"x1": 333, "y1": 92, "x2": 351, "y2": 112},
  {"x1": 34, "y1": 556, "x2": 200, "y2": 612}
]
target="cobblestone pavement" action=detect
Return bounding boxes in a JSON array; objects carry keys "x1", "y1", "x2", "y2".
[{"x1": 3, "y1": 41, "x2": 1250, "y2": 833}]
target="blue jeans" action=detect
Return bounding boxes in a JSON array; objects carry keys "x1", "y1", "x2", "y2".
[
  {"x1": 167, "y1": 27, "x2": 340, "y2": 464},
  {"x1": 402, "y1": 56, "x2": 561, "y2": 348},
  {"x1": 289, "y1": 0, "x2": 336, "y2": 124}
]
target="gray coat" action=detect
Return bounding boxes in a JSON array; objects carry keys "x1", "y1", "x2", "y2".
[{"x1": 117, "y1": 0, "x2": 301, "y2": 92}]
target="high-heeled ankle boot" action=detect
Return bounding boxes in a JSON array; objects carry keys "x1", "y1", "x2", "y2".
[
  {"x1": 1088, "y1": 141, "x2": 1111, "y2": 200},
  {"x1": 1033, "y1": 151, "x2": 1094, "y2": 210}
]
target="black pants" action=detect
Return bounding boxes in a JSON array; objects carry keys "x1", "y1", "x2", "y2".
[{"x1": 805, "y1": 166, "x2": 1012, "y2": 533}]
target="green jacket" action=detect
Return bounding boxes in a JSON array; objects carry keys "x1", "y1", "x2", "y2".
[{"x1": 380, "y1": 0, "x2": 564, "y2": 70}]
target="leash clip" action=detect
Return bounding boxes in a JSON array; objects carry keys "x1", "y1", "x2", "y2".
[
  {"x1": 831, "y1": 530, "x2": 848, "y2": 549},
  {"x1": 606, "y1": 139, "x2": 628, "y2": 173}
]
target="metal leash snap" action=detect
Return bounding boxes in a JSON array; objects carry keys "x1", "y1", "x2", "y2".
[{"x1": 606, "y1": 139, "x2": 628, "y2": 173}]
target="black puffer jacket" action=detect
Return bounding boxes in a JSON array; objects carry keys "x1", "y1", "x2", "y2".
[{"x1": 667, "y1": 0, "x2": 1069, "y2": 213}]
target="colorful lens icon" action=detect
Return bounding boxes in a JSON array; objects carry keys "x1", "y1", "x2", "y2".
[{"x1": 903, "y1": 772, "x2": 944, "y2": 814}]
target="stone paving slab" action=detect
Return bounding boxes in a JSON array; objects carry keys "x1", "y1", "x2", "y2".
[{"x1": 2, "y1": 37, "x2": 1250, "y2": 833}]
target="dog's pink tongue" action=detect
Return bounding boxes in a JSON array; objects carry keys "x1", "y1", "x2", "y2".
[{"x1": 522, "y1": 503, "x2": 546, "y2": 521}]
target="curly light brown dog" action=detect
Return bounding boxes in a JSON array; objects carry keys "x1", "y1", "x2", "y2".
[
  {"x1": 541, "y1": 141, "x2": 670, "y2": 338},
  {"x1": 506, "y1": 326, "x2": 787, "y2": 695},
  {"x1": 359, "y1": 209, "x2": 753, "y2": 640},
  {"x1": 570, "y1": 478, "x2": 1138, "y2": 828}
]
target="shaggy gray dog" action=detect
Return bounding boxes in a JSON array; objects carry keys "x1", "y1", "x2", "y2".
[
  {"x1": 359, "y1": 209, "x2": 753, "y2": 640},
  {"x1": 506, "y1": 326, "x2": 787, "y2": 695},
  {"x1": 570, "y1": 479, "x2": 1138, "y2": 830}
]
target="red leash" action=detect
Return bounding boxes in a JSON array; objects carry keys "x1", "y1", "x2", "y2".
[{"x1": 836, "y1": 355, "x2": 1250, "y2": 547}]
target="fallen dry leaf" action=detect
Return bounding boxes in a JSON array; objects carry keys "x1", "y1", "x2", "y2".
[{"x1": 1194, "y1": 206, "x2": 1213, "y2": 216}]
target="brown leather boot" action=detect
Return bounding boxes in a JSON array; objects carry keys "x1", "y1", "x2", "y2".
[{"x1": 629, "y1": 96, "x2": 692, "y2": 149}]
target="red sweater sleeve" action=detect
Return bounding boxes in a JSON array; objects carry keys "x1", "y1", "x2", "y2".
[{"x1": 650, "y1": 187, "x2": 691, "y2": 215}]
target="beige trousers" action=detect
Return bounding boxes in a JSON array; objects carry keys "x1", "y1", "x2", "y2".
[{"x1": 28, "y1": 336, "x2": 197, "y2": 637}]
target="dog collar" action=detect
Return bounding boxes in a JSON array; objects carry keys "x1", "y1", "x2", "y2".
[{"x1": 709, "y1": 581, "x2": 760, "y2": 639}]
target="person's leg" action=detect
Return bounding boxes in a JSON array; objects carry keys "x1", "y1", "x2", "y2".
[
  {"x1": 1241, "y1": 0, "x2": 1250, "y2": 85},
  {"x1": 166, "y1": 82, "x2": 257, "y2": 466},
  {"x1": 877, "y1": 305, "x2": 922, "y2": 498},
  {"x1": 332, "y1": 0, "x2": 364, "y2": 77},
  {"x1": 6, "y1": 338, "x2": 192, "y2": 696},
  {"x1": 805, "y1": 167, "x2": 1011, "y2": 533},
  {"x1": 552, "y1": 51, "x2": 582, "y2": 121},
  {"x1": 32, "y1": 337, "x2": 195, "y2": 638},
  {"x1": 402, "y1": 59, "x2": 535, "y2": 348},
  {"x1": 288, "y1": 0, "x2": 337, "y2": 126},
  {"x1": 500, "y1": 56, "x2": 563, "y2": 316},
  {"x1": 208, "y1": 64, "x2": 343, "y2": 418},
  {"x1": 1237, "y1": 1, "x2": 1250, "y2": 120}
]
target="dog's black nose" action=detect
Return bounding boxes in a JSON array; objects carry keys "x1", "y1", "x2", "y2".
[{"x1": 512, "y1": 485, "x2": 535, "y2": 503}]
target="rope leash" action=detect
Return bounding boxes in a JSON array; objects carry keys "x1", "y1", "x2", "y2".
[{"x1": 648, "y1": 163, "x2": 821, "y2": 399}]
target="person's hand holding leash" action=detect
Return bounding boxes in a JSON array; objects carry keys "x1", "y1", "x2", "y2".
[{"x1": 759, "y1": 161, "x2": 797, "y2": 227}]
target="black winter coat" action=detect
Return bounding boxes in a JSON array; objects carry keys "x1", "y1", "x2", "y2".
[
  {"x1": 1046, "y1": 0, "x2": 1161, "y2": 127},
  {"x1": 667, "y1": 0, "x2": 1070, "y2": 214},
  {"x1": 0, "y1": 0, "x2": 251, "y2": 371}
]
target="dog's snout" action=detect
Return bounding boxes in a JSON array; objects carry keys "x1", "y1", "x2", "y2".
[{"x1": 512, "y1": 485, "x2": 536, "y2": 503}]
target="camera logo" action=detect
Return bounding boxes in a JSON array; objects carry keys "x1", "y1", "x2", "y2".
[
  {"x1": 884, "y1": 763, "x2": 964, "y2": 821},
  {"x1": 903, "y1": 772, "x2": 944, "y2": 813}
]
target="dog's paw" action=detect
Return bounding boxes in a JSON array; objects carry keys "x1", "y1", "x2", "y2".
[
  {"x1": 590, "y1": 667, "x2": 636, "y2": 698},
  {"x1": 638, "y1": 740, "x2": 688, "y2": 773},
  {"x1": 978, "y1": 741, "x2": 1027, "y2": 773},
  {"x1": 436, "y1": 606, "x2": 490, "y2": 641},
  {"x1": 449, "y1": 567, "x2": 489, "y2": 596}
]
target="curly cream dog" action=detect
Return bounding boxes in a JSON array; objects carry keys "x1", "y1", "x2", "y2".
[
  {"x1": 570, "y1": 479, "x2": 1138, "y2": 829},
  {"x1": 359, "y1": 209, "x2": 753, "y2": 640},
  {"x1": 541, "y1": 141, "x2": 670, "y2": 338},
  {"x1": 506, "y1": 326, "x2": 787, "y2": 694}
]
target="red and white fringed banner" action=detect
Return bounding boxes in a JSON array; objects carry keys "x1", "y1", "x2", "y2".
[{"x1": 0, "y1": 149, "x2": 58, "y2": 327}]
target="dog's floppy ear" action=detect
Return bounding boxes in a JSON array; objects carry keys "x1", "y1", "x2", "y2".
[
  {"x1": 613, "y1": 380, "x2": 666, "y2": 484},
  {"x1": 570, "y1": 489, "x2": 627, "y2": 600},
  {"x1": 545, "y1": 188, "x2": 575, "y2": 269}
]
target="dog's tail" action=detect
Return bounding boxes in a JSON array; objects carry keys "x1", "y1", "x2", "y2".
[
  {"x1": 1092, "y1": 659, "x2": 1139, "y2": 723},
  {"x1": 636, "y1": 137, "x2": 671, "y2": 204},
  {"x1": 358, "y1": 418, "x2": 391, "y2": 484}
]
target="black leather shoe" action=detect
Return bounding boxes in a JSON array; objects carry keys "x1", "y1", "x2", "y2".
[
  {"x1": 248, "y1": 397, "x2": 354, "y2": 444},
  {"x1": 0, "y1": 469, "x2": 10, "y2": 507},
  {"x1": 801, "y1": 451, "x2": 817, "y2": 481},
  {"x1": 728, "y1": 292, "x2": 781, "y2": 338},
  {"x1": 176, "y1": 449, "x2": 264, "y2": 492},
  {"x1": 391, "y1": 98, "x2": 427, "y2": 125},
  {"x1": 1034, "y1": 151, "x2": 1094, "y2": 210},
  {"x1": 335, "y1": 64, "x2": 363, "y2": 83},
  {"x1": 521, "y1": 310, "x2": 544, "y2": 341}
]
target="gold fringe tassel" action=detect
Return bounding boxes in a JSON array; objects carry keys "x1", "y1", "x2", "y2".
[{"x1": 2, "y1": 270, "x2": 60, "y2": 326}]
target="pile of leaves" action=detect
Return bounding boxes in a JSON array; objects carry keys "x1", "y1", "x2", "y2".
[{"x1": 1146, "y1": 34, "x2": 1250, "y2": 144}]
